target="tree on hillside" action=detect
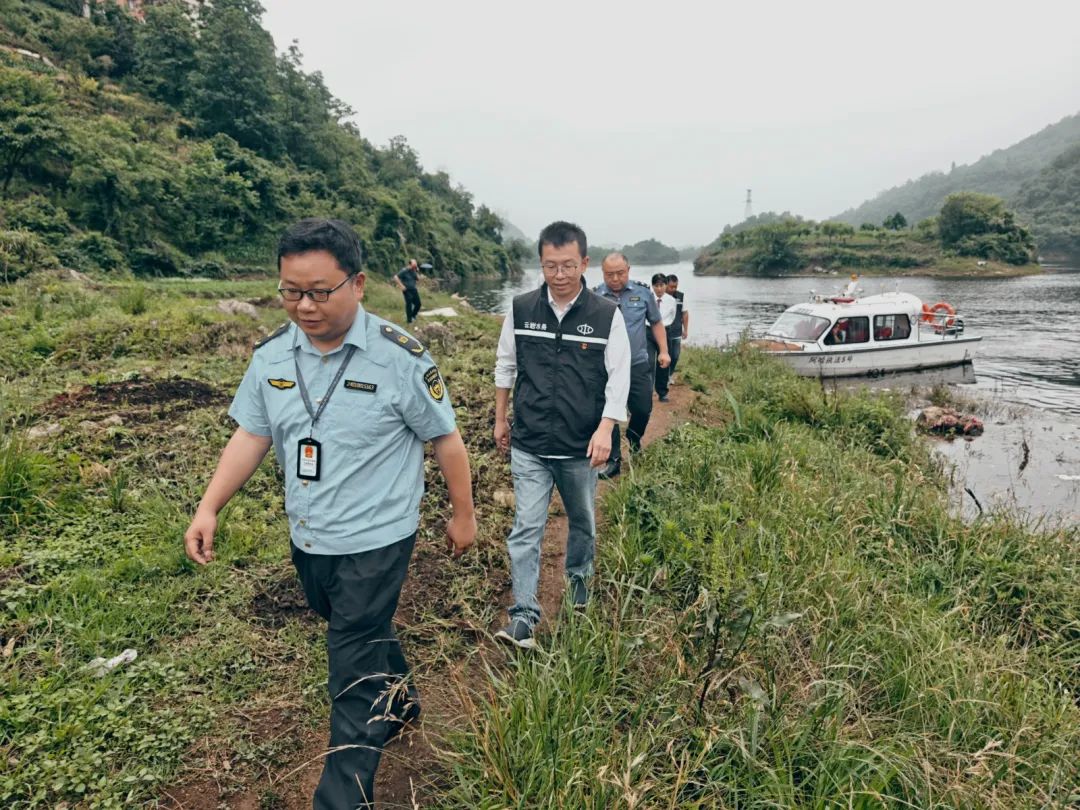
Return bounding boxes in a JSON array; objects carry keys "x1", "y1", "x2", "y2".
[
  {"x1": 883, "y1": 212, "x2": 907, "y2": 230},
  {"x1": 0, "y1": 68, "x2": 66, "y2": 195},
  {"x1": 474, "y1": 205, "x2": 502, "y2": 244},
  {"x1": 748, "y1": 222, "x2": 801, "y2": 273},
  {"x1": 939, "y1": 192, "x2": 1034, "y2": 264},
  {"x1": 820, "y1": 221, "x2": 854, "y2": 245},
  {"x1": 134, "y1": 1, "x2": 198, "y2": 107},
  {"x1": 277, "y1": 42, "x2": 356, "y2": 174},
  {"x1": 93, "y1": 4, "x2": 137, "y2": 78},
  {"x1": 188, "y1": 0, "x2": 283, "y2": 157}
]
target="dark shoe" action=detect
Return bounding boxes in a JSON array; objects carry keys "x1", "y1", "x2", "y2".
[
  {"x1": 384, "y1": 700, "x2": 421, "y2": 746},
  {"x1": 659, "y1": 394, "x2": 670, "y2": 402},
  {"x1": 569, "y1": 577, "x2": 588, "y2": 610},
  {"x1": 495, "y1": 618, "x2": 536, "y2": 650},
  {"x1": 598, "y1": 459, "x2": 621, "y2": 480}
]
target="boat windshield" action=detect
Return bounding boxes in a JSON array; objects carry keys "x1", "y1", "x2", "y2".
[{"x1": 766, "y1": 312, "x2": 831, "y2": 341}]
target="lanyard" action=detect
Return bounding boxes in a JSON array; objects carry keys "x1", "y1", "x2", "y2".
[{"x1": 293, "y1": 344, "x2": 357, "y2": 436}]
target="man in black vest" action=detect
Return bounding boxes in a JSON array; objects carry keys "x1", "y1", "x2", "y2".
[
  {"x1": 666, "y1": 274, "x2": 688, "y2": 378},
  {"x1": 492, "y1": 221, "x2": 631, "y2": 649}
]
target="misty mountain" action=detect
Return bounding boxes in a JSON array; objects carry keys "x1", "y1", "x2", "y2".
[
  {"x1": 497, "y1": 216, "x2": 530, "y2": 243},
  {"x1": 835, "y1": 113, "x2": 1080, "y2": 251}
]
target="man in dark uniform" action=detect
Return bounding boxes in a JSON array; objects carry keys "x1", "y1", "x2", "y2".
[
  {"x1": 395, "y1": 258, "x2": 423, "y2": 323},
  {"x1": 492, "y1": 221, "x2": 631, "y2": 648},
  {"x1": 593, "y1": 253, "x2": 670, "y2": 479},
  {"x1": 665, "y1": 273, "x2": 688, "y2": 379},
  {"x1": 184, "y1": 219, "x2": 476, "y2": 809}
]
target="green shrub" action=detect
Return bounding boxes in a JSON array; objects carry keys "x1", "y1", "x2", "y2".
[
  {"x1": 117, "y1": 284, "x2": 148, "y2": 315},
  {"x1": 55, "y1": 231, "x2": 127, "y2": 273},
  {"x1": 0, "y1": 431, "x2": 50, "y2": 530},
  {"x1": 129, "y1": 240, "x2": 186, "y2": 277},
  {"x1": 0, "y1": 230, "x2": 58, "y2": 282},
  {"x1": 0, "y1": 194, "x2": 72, "y2": 236}
]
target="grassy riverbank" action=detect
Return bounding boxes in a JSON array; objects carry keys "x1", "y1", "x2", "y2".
[
  {"x1": 2, "y1": 272, "x2": 1077, "y2": 807},
  {"x1": 439, "y1": 346, "x2": 1080, "y2": 807}
]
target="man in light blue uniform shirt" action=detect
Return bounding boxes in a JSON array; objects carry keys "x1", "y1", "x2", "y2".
[{"x1": 184, "y1": 218, "x2": 476, "y2": 810}]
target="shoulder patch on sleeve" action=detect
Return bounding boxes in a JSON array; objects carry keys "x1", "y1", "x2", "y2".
[
  {"x1": 254, "y1": 322, "x2": 290, "y2": 349},
  {"x1": 423, "y1": 365, "x2": 445, "y2": 401},
  {"x1": 380, "y1": 324, "x2": 426, "y2": 357}
]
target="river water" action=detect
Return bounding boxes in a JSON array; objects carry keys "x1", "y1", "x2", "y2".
[
  {"x1": 461, "y1": 261, "x2": 1080, "y2": 416},
  {"x1": 460, "y1": 262, "x2": 1080, "y2": 523}
]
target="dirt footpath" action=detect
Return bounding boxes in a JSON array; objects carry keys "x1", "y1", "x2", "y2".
[{"x1": 162, "y1": 384, "x2": 696, "y2": 810}]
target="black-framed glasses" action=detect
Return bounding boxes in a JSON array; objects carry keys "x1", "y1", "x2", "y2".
[
  {"x1": 277, "y1": 274, "x2": 356, "y2": 303},
  {"x1": 541, "y1": 262, "x2": 581, "y2": 276}
]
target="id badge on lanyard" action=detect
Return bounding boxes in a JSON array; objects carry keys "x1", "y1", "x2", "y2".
[
  {"x1": 297, "y1": 437, "x2": 321, "y2": 481},
  {"x1": 294, "y1": 343, "x2": 356, "y2": 484}
]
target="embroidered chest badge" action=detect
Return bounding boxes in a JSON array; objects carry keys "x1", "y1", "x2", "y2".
[{"x1": 268, "y1": 378, "x2": 296, "y2": 390}]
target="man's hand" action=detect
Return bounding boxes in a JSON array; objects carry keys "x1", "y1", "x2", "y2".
[
  {"x1": 658, "y1": 351, "x2": 671, "y2": 369},
  {"x1": 682, "y1": 330, "x2": 688, "y2": 340},
  {"x1": 493, "y1": 419, "x2": 511, "y2": 453},
  {"x1": 586, "y1": 420, "x2": 614, "y2": 467},
  {"x1": 446, "y1": 511, "x2": 477, "y2": 558},
  {"x1": 184, "y1": 509, "x2": 217, "y2": 565}
]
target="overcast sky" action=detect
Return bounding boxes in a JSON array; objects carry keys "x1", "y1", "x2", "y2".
[{"x1": 261, "y1": 0, "x2": 1080, "y2": 247}]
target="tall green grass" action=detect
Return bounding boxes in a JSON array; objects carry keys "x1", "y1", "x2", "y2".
[
  {"x1": 439, "y1": 346, "x2": 1080, "y2": 808},
  {"x1": 0, "y1": 271, "x2": 513, "y2": 807}
]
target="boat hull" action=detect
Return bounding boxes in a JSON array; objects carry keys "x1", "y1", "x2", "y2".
[{"x1": 768, "y1": 337, "x2": 982, "y2": 378}]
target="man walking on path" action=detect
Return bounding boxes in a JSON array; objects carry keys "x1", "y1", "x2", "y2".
[
  {"x1": 593, "y1": 253, "x2": 670, "y2": 479},
  {"x1": 395, "y1": 258, "x2": 423, "y2": 323},
  {"x1": 184, "y1": 219, "x2": 476, "y2": 809},
  {"x1": 666, "y1": 274, "x2": 688, "y2": 378},
  {"x1": 493, "y1": 221, "x2": 630, "y2": 649},
  {"x1": 651, "y1": 273, "x2": 678, "y2": 402}
]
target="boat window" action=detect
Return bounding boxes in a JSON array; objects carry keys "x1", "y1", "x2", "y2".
[
  {"x1": 873, "y1": 314, "x2": 911, "y2": 341},
  {"x1": 766, "y1": 312, "x2": 831, "y2": 341},
  {"x1": 823, "y1": 316, "x2": 869, "y2": 345}
]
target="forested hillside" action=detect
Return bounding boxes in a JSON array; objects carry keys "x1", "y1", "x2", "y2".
[
  {"x1": 835, "y1": 113, "x2": 1080, "y2": 257},
  {"x1": 0, "y1": 0, "x2": 520, "y2": 281},
  {"x1": 1012, "y1": 142, "x2": 1080, "y2": 258}
]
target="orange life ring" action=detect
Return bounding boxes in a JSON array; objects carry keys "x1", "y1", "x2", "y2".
[
  {"x1": 927, "y1": 301, "x2": 956, "y2": 328},
  {"x1": 920, "y1": 303, "x2": 934, "y2": 324}
]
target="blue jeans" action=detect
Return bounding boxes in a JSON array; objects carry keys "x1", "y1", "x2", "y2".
[{"x1": 506, "y1": 447, "x2": 599, "y2": 626}]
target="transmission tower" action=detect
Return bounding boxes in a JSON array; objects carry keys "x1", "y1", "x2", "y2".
[{"x1": 744, "y1": 189, "x2": 753, "y2": 220}]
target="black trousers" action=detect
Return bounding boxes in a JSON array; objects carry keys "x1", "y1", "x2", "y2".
[
  {"x1": 292, "y1": 534, "x2": 418, "y2": 810},
  {"x1": 668, "y1": 336, "x2": 682, "y2": 376},
  {"x1": 402, "y1": 288, "x2": 422, "y2": 323},
  {"x1": 655, "y1": 337, "x2": 681, "y2": 397},
  {"x1": 610, "y1": 360, "x2": 654, "y2": 463}
]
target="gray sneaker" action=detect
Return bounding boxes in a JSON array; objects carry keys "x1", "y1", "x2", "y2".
[
  {"x1": 569, "y1": 577, "x2": 588, "y2": 610},
  {"x1": 495, "y1": 618, "x2": 536, "y2": 649}
]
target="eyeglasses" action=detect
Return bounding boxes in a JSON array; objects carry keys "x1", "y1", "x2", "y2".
[
  {"x1": 277, "y1": 274, "x2": 356, "y2": 302},
  {"x1": 541, "y1": 262, "x2": 581, "y2": 276}
]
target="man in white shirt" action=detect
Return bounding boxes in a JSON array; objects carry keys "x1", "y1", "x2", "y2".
[
  {"x1": 651, "y1": 273, "x2": 678, "y2": 402},
  {"x1": 492, "y1": 221, "x2": 631, "y2": 649}
]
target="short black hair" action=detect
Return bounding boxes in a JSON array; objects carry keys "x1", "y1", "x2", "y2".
[
  {"x1": 277, "y1": 218, "x2": 363, "y2": 275},
  {"x1": 651, "y1": 273, "x2": 668, "y2": 286},
  {"x1": 667, "y1": 274, "x2": 679, "y2": 283},
  {"x1": 537, "y1": 221, "x2": 587, "y2": 260}
]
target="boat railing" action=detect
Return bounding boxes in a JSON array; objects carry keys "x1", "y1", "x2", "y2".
[{"x1": 917, "y1": 310, "x2": 966, "y2": 339}]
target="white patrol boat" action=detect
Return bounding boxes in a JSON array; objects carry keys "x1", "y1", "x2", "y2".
[{"x1": 751, "y1": 276, "x2": 981, "y2": 378}]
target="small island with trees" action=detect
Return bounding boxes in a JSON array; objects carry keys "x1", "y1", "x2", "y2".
[{"x1": 693, "y1": 193, "x2": 1039, "y2": 277}]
